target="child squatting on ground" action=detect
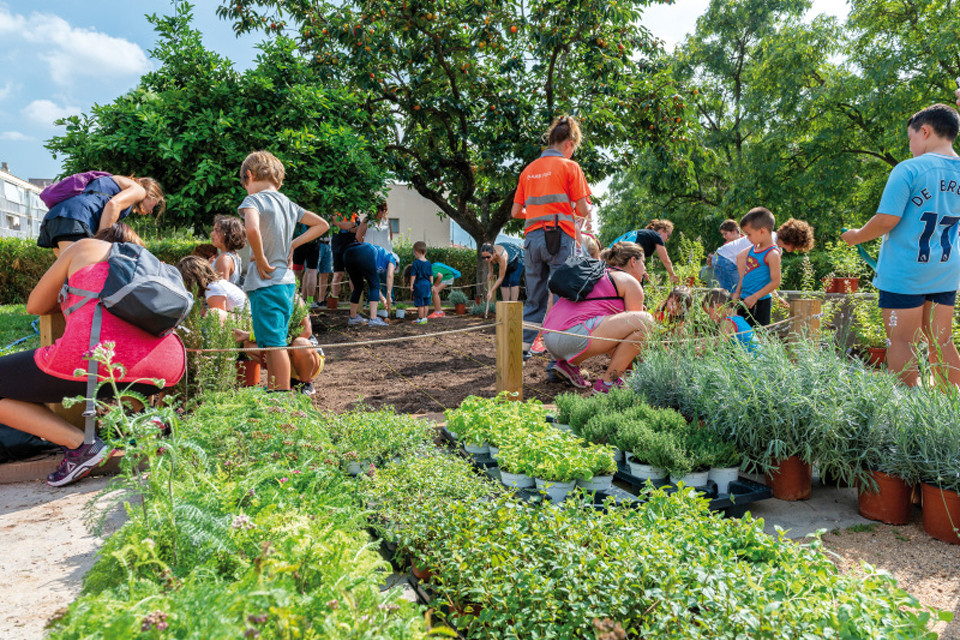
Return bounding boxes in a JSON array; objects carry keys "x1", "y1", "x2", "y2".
[
  {"x1": 842, "y1": 103, "x2": 960, "y2": 389},
  {"x1": 238, "y1": 150, "x2": 329, "y2": 391},
  {"x1": 409, "y1": 241, "x2": 433, "y2": 325},
  {"x1": 703, "y1": 288, "x2": 758, "y2": 352}
]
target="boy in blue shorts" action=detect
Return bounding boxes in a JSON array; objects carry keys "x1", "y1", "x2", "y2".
[
  {"x1": 410, "y1": 241, "x2": 433, "y2": 324},
  {"x1": 239, "y1": 150, "x2": 329, "y2": 390},
  {"x1": 428, "y1": 261, "x2": 462, "y2": 318},
  {"x1": 733, "y1": 207, "x2": 781, "y2": 327},
  {"x1": 843, "y1": 103, "x2": 960, "y2": 387}
]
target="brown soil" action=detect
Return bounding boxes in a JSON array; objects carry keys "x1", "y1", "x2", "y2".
[
  {"x1": 822, "y1": 516, "x2": 960, "y2": 637},
  {"x1": 308, "y1": 309, "x2": 601, "y2": 413}
]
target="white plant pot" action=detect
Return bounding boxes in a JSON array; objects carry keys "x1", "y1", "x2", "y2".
[
  {"x1": 346, "y1": 461, "x2": 364, "y2": 476},
  {"x1": 446, "y1": 429, "x2": 458, "y2": 440},
  {"x1": 488, "y1": 445, "x2": 500, "y2": 460},
  {"x1": 709, "y1": 467, "x2": 740, "y2": 495},
  {"x1": 535, "y1": 478, "x2": 577, "y2": 502},
  {"x1": 463, "y1": 442, "x2": 490, "y2": 455},
  {"x1": 613, "y1": 448, "x2": 625, "y2": 463},
  {"x1": 670, "y1": 470, "x2": 710, "y2": 489},
  {"x1": 577, "y1": 474, "x2": 614, "y2": 493},
  {"x1": 395, "y1": 309, "x2": 406, "y2": 319},
  {"x1": 500, "y1": 469, "x2": 534, "y2": 489},
  {"x1": 553, "y1": 422, "x2": 572, "y2": 432},
  {"x1": 377, "y1": 309, "x2": 389, "y2": 318},
  {"x1": 627, "y1": 461, "x2": 667, "y2": 481}
]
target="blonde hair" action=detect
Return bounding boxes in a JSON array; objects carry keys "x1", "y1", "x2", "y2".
[
  {"x1": 133, "y1": 177, "x2": 166, "y2": 216},
  {"x1": 177, "y1": 255, "x2": 221, "y2": 297},
  {"x1": 599, "y1": 241, "x2": 644, "y2": 268},
  {"x1": 545, "y1": 115, "x2": 582, "y2": 151},
  {"x1": 582, "y1": 236, "x2": 600, "y2": 258},
  {"x1": 240, "y1": 150, "x2": 285, "y2": 187},
  {"x1": 646, "y1": 219, "x2": 674, "y2": 234}
]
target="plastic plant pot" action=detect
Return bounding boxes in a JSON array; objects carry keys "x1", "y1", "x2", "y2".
[
  {"x1": 627, "y1": 461, "x2": 667, "y2": 481},
  {"x1": 858, "y1": 470, "x2": 912, "y2": 525},
  {"x1": 921, "y1": 483, "x2": 960, "y2": 545},
  {"x1": 577, "y1": 475, "x2": 614, "y2": 493},
  {"x1": 463, "y1": 442, "x2": 490, "y2": 455},
  {"x1": 765, "y1": 456, "x2": 813, "y2": 501},
  {"x1": 500, "y1": 469, "x2": 534, "y2": 489},
  {"x1": 709, "y1": 467, "x2": 741, "y2": 495},
  {"x1": 535, "y1": 477, "x2": 576, "y2": 502},
  {"x1": 670, "y1": 470, "x2": 710, "y2": 489}
]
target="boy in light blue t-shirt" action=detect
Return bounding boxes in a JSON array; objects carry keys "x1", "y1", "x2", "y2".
[
  {"x1": 238, "y1": 150, "x2": 329, "y2": 391},
  {"x1": 843, "y1": 103, "x2": 960, "y2": 388}
]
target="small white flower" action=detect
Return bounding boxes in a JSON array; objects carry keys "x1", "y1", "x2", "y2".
[{"x1": 887, "y1": 310, "x2": 898, "y2": 328}]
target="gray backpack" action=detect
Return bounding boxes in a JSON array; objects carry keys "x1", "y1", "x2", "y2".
[{"x1": 62, "y1": 242, "x2": 193, "y2": 442}]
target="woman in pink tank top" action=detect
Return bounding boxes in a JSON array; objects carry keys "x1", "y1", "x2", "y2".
[
  {"x1": 0, "y1": 224, "x2": 185, "y2": 487},
  {"x1": 542, "y1": 241, "x2": 653, "y2": 394}
]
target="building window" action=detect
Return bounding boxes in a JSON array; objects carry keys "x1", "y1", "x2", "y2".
[
  {"x1": 6, "y1": 214, "x2": 20, "y2": 231},
  {"x1": 389, "y1": 217, "x2": 400, "y2": 234}
]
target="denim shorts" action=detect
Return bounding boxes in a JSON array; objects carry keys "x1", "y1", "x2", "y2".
[
  {"x1": 317, "y1": 241, "x2": 333, "y2": 274},
  {"x1": 503, "y1": 261, "x2": 525, "y2": 287},
  {"x1": 877, "y1": 289, "x2": 957, "y2": 309},
  {"x1": 248, "y1": 284, "x2": 295, "y2": 348}
]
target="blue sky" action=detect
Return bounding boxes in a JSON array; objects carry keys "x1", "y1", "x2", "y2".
[{"x1": 0, "y1": 1, "x2": 847, "y2": 182}]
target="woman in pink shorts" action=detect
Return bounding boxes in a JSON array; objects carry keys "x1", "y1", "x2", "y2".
[{"x1": 542, "y1": 242, "x2": 653, "y2": 394}]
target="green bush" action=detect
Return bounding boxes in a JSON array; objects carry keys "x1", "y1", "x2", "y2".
[{"x1": 0, "y1": 237, "x2": 202, "y2": 304}]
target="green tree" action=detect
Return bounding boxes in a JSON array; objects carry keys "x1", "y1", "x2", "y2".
[
  {"x1": 46, "y1": 2, "x2": 385, "y2": 230},
  {"x1": 217, "y1": 0, "x2": 692, "y2": 254}
]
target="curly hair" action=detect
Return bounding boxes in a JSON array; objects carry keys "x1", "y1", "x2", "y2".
[
  {"x1": 776, "y1": 218, "x2": 815, "y2": 253},
  {"x1": 214, "y1": 215, "x2": 247, "y2": 252}
]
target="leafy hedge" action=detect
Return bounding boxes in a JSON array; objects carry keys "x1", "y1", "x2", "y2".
[
  {"x1": 50, "y1": 392, "x2": 435, "y2": 639},
  {"x1": 0, "y1": 237, "x2": 203, "y2": 305}
]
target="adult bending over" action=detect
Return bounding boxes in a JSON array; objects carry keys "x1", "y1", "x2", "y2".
[
  {"x1": 542, "y1": 242, "x2": 653, "y2": 394},
  {"x1": 344, "y1": 241, "x2": 389, "y2": 327},
  {"x1": 38, "y1": 174, "x2": 165, "y2": 255},
  {"x1": 482, "y1": 242, "x2": 524, "y2": 302},
  {"x1": 611, "y1": 219, "x2": 679, "y2": 284},
  {"x1": 2, "y1": 229, "x2": 185, "y2": 486}
]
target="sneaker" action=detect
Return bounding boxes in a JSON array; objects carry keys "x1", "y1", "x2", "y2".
[
  {"x1": 297, "y1": 381, "x2": 316, "y2": 396},
  {"x1": 592, "y1": 379, "x2": 614, "y2": 395},
  {"x1": 553, "y1": 360, "x2": 589, "y2": 388},
  {"x1": 522, "y1": 350, "x2": 532, "y2": 361},
  {"x1": 369, "y1": 316, "x2": 389, "y2": 327},
  {"x1": 347, "y1": 315, "x2": 368, "y2": 326},
  {"x1": 427, "y1": 310, "x2": 445, "y2": 319},
  {"x1": 47, "y1": 437, "x2": 111, "y2": 487},
  {"x1": 414, "y1": 318, "x2": 428, "y2": 325},
  {"x1": 530, "y1": 333, "x2": 547, "y2": 355}
]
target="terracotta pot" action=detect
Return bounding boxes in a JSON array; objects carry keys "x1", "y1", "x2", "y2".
[
  {"x1": 824, "y1": 277, "x2": 859, "y2": 294},
  {"x1": 686, "y1": 276, "x2": 696, "y2": 286},
  {"x1": 765, "y1": 456, "x2": 812, "y2": 501},
  {"x1": 326, "y1": 297, "x2": 339, "y2": 310},
  {"x1": 474, "y1": 296, "x2": 483, "y2": 305},
  {"x1": 866, "y1": 347, "x2": 886, "y2": 368},
  {"x1": 455, "y1": 303, "x2": 467, "y2": 315},
  {"x1": 858, "y1": 471, "x2": 912, "y2": 525},
  {"x1": 236, "y1": 360, "x2": 261, "y2": 387},
  {"x1": 411, "y1": 561, "x2": 433, "y2": 582},
  {"x1": 921, "y1": 483, "x2": 960, "y2": 545}
]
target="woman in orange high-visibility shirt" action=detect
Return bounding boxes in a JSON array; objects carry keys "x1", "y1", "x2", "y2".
[{"x1": 511, "y1": 116, "x2": 592, "y2": 358}]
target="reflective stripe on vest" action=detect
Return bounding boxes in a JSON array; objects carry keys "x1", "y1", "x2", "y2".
[{"x1": 521, "y1": 149, "x2": 578, "y2": 233}]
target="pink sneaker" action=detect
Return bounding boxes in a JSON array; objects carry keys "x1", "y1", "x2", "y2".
[
  {"x1": 427, "y1": 310, "x2": 446, "y2": 319},
  {"x1": 553, "y1": 360, "x2": 589, "y2": 389},
  {"x1": 592, "y1": 377, "x2": 625, "y2": 395}
]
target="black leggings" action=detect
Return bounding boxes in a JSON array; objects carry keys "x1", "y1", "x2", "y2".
[
  {"x1": 741, "y1": 297, "x2": 772, "y2": 328},
  {"x1": 0, "y1": 349, "x2": 161, "y2": 404},
  {"x1": 343, "y1": 244, "x2": 380, "y2": 305}
]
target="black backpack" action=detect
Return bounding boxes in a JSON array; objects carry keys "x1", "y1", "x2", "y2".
[
  {"x1": 547, "y1": 254, "x2": 621, "y2": 302},
  {"x1": 61, "y1": 242, "x2": 193, "y2": 442}
]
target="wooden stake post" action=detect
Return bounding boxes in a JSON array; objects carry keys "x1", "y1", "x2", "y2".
[
  {"x1": 40, "y1": 311, "x2": 85, "y2": 429},
  {"x1": 789, "y1": 299, "x2": 821, "y2": 341},
  {"x1": 495, "y1": 301, "x2": 524, "y2": 400}
]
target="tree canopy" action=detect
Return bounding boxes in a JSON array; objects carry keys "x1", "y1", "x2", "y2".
[
  {"x1": 47, "y1": 2, "x2": 385, "y2": 231},
  {"x1": 217, "y1": 0, "x2": 693, "y2": 246}
]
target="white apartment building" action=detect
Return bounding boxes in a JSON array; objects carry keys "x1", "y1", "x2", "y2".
[{"x1": 0, "y1": 163, "x2": 47, "y2": 239}]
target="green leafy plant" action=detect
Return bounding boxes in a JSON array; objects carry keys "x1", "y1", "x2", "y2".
[
  {"x1": 446, "y1": 289, "x2": 470, "y2": 306},
  {"x1": 823, "y1": 240, "x2": 867, "y2": 281},
  {"x1": 852, "y1": 296, "x2": 888, "y2": 349}
]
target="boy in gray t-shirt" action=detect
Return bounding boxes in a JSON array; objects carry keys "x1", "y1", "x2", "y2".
[{"x1": 238, "y1": 150, "x2": 329, "y2": 391}]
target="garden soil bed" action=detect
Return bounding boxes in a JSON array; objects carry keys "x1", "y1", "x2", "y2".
[
  {"x1": 309, "y1": 309, "x2": 599, "y2": 413},
  {"x1": 822, "y1": 518, "x2": 960, "y2": 639}
]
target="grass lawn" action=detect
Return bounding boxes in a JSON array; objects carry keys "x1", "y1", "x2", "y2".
[{"x1": 0, "y1": 304, "x2": 39, "y2": 356}]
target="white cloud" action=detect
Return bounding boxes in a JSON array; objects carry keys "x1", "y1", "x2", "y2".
[
  {"x1": 0, "y1": 81, "x2": 14, "y2": 101},
  {"x1": 22, "y1": 99, "x2": 80, "y2": 126},
  {"x1": 0, "y1": 131, "x2": 30, "y2": 141},
  {"x1": 0, "y1": 8, "x2": 150, "y2": 86}
]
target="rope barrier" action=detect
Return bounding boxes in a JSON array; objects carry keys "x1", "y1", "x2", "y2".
[{"x1": 184, "y1": 322, "x2": 497, "y2": 353}]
